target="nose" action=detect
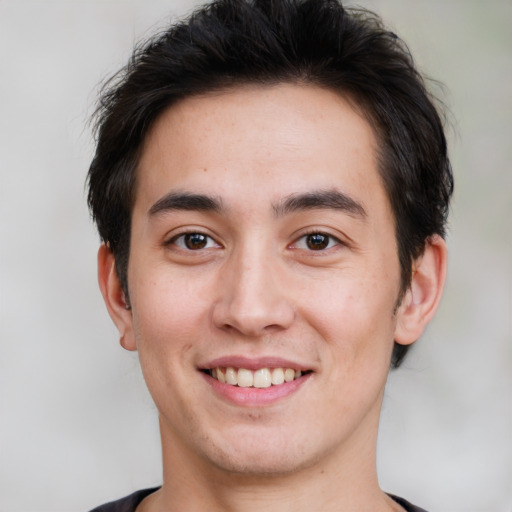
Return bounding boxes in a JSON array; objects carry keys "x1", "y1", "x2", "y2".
[{"x1": 212, "y1": 249, "x2": 295, "y2": 337}]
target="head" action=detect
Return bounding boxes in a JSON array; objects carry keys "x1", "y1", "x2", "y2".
[
  {"x1": 88, "y1": 0, "x2": 452, "y2": 482},
  {"x1": 88, "y1": 0, "x2": 452, "y2": 367}
]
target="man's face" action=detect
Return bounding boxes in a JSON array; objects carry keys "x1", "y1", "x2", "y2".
[{"x1": 121, "y1": 84, "x2": 405, "y2": 475}]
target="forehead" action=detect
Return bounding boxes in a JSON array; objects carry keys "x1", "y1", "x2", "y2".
[{"x1": 135, "y1": 83, "x2": 387, "y2": 217}]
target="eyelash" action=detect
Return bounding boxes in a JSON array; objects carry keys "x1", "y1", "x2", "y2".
[
  {"x1": 292, "y1": 231, "x2": 343, "y2": 251},
  {"x1": 166, "y1": 230, "x2": 343, "y2": 252},
  {"x1": 167, "y1": 231, "x2": 219, "y2": 251}
]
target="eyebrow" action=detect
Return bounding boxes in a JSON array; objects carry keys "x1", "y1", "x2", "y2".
[
  {"x1": 272, "y1": 189, "x2": 367, "y2": 219},
  {"x1": 148, "y1": 188, "x2": 366, "y2": 219},
  {"x1": 148, "y1": 191, "x2": 223, "y2": 216}
]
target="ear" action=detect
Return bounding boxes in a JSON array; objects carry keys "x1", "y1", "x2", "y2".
[
  {"x1": 97, "y1": 244, "x2": 137, "y2": 351},
  {"x1": 394, "y1": 235, "x2": 448, "y2": 346}
]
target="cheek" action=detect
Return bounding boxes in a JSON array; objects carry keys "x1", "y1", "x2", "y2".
[
  {"x1": 301, "y1": 268, "x2": 399, "y2": 361},
  {"x1": 129, "y1": 279, "x2": 206, "y2": 406},
  {"x1": 130, "y1": 272, "x2": 210, "y2": 358}
]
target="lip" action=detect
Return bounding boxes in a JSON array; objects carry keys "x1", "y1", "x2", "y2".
[
  {"x1": 199, "y1": 355, "x2": 313, "y2": 407},
  {"x1": 202, "y1": 355, "x2": 310, "y2": 371},
  {"x1": 201, "y1": 370, "x2": 311, "y2": 407}
]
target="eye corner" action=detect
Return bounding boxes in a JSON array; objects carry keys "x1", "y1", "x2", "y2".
[
  {"x1": 166, "y1": 231, "x2": 222, "y2": 251},
  {"x1": 291, "y1": 231, "x2": 343, "y2": 252}
]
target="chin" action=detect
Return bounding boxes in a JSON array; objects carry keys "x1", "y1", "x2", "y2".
[
  {"x1": 210, "y1": 451, "x2": 314, "y2": 477},
  {"x1": 199, "y1": 429, "x2": 326, "y2": 477}
]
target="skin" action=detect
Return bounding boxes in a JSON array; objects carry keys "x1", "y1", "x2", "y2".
[{"x1": 99, "y1": 83, "x2": 447, "y2": 512}]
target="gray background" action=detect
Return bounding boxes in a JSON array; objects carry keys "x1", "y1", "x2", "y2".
[{"x1": 0, "y1": 1, "x2": 511, "y2": 511}]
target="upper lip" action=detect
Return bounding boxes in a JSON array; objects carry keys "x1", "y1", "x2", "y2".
[{"x1": 201, "y1": 355, "x2": 313, "y2": 372}]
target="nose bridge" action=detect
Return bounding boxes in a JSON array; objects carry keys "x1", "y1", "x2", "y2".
[{"x1": 213, "y1": 235, "x2": 294, "y2": 335}]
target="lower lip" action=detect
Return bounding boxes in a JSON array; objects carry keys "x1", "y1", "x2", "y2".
[{"x1": 202, "y1": 372, "x2": 311, "y2": 407}]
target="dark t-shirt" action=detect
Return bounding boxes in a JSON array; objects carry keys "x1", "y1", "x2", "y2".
[{"x1": 89, "y1": 488, "x2": 428, "y2": 512}]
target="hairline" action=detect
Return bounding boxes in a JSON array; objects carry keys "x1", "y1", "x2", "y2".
[{"x1": 120, "y1": 79, "x2": 414, "y2": 294}]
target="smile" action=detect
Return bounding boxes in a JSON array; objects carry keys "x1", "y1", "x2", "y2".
[{"x1": 208, "y1": 367, "x2": 305, "y2": 388}]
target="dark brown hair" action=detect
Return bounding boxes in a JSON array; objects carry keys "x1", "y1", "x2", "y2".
[{"x1": 88, "y1": 0, "x2": 453, "y2": 367}]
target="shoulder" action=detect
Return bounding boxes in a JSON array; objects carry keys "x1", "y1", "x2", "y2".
[
  {"x1": 88, "y1": 488, "x2": 159, "y2": 512},
  {"x1": 88, "y1": 489, "x2": 426, "y2": 512},
  {"x1": 390, "y1": 494, "x2": 429, "y2": 512}
]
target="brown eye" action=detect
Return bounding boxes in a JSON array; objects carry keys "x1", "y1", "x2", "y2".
[
  {"x1": 306, "y1": 233, "x2": 330, "y2": 250},
  {"x1": 170, "y1": 232, "x2": 218, "y2": 250},
  {"x1": 293, "y1": 232, "x2": 341, "y2": 251},
  {"x1": 184, "y1": 233, "x2": 208, "y2": 249}
]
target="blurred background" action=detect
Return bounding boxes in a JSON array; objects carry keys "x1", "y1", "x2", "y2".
[{"x1": 0, "y1": 1, "x2": 510, "y2": 511}]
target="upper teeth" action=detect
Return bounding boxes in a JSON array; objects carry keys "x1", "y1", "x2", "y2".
[{"x1": 211, "y1": 367, "x2": 302, "y2": 388}]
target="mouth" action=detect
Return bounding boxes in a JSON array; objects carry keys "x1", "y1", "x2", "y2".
[{"x1": 204, "y1": 366, "x2": 311, "y2": 388}]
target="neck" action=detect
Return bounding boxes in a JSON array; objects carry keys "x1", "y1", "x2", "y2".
[{"x1": 141, "y1": 399, "x2": 399, "y2": 512}]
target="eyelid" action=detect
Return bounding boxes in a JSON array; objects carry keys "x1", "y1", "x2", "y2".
[
  {"x1": 290, "y1": 228, "x2": 348, "y2": 253},
  {"x1": 165, "y1": 229, "x2": 222, "y2": 250}
]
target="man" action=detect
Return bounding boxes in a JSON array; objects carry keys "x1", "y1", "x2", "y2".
[{"x1": 87, "y1": 0, "x2": 453, "y2": 510}]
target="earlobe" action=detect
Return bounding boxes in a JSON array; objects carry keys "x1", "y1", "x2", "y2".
[
  {"x1": 394, "y1": 235, "x2": 448, "y2": 346},
  {"x1": 97, "y1": 244, "x2": 137, "y2": 351}
]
